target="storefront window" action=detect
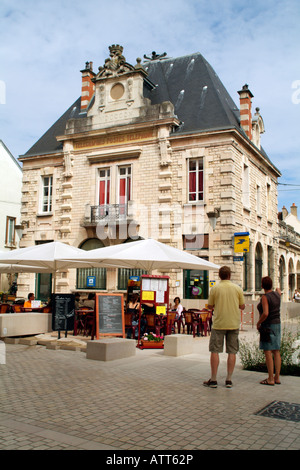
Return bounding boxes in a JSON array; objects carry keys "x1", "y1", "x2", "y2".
[
  {"x1": 76, "y1": 238, "x2": 106, "y2": 290},
  {"x1": 184, "y1": 269, "x2": 208, "y2": 299},
  {"x1": 36, "y1": 272, "x2": 52, "y2": 302},
  {"x1": 255, "y1": 243, "x2": 263, "y2": 291},
  {"x1": 35, "y1": 240, "x2": 53, "y2": 301},
  {"x1": 118, "y1": 268, "x2": 147, "y2": 291}
]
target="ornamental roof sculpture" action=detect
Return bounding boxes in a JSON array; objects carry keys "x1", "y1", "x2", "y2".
[{"x1": 97, "y1": 44, "x2": 145, "y2": 78}]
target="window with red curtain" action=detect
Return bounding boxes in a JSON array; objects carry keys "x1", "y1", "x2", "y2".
[
  {"x1": 99, "y1": 169, "x2": 110, "y2": 217},
  {"x1": 119, "y1": 166, "x2": 131, "y2": 214},
  {"x1": 99, "y1": 169, "x2": 110, "y2": 205},
  {"x1": 188, "y1": 159, "x2": 203, "y2": 201}
]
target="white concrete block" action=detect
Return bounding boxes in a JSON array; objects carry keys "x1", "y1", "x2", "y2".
[
  {"x1": 0, "y1": 340, "x2": 6, "y2": 364},
  {"x1": 164, "y1": 334, "x2": 194, "y2": 356},
  {"x1": 0, "y1": 313, "x2": 52, "y2": 337},
  {"x1": 86, "y1": 338, "x2": 136, "y2": 361}
]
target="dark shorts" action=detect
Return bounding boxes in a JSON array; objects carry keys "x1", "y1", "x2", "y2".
[
  {"x1": 209, "y1": 328, "x2": 239, "y2": 354},
  {"x1": 259, "y1": 323, "x2": 281, "y2": 351}
]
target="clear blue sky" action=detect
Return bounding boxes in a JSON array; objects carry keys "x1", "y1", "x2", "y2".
[{"x1": 0, "y1": 0, "x2": 299, "y2": 211}]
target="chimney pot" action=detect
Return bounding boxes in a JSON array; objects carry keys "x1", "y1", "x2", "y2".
[
  {"x1": 290, "y1": 203, "x2": 298, "y2": 218},
  {"x1": 80, "y1": 61, "x2": 96, "y2": 111},
  {"x1": 281, "y1": 206, "x2": 288, "y2": 219},
  {"x1": 238, "y1": 84, "x2": 254, "y2": 140}
]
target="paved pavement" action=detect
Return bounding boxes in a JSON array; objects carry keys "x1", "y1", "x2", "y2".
[{"x1": 0, "y1": 321, "x2": 299, "y2": 453}]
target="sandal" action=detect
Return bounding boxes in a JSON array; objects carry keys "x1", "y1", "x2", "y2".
[
  {"x1": 260, "y1": 378, "x2": 275, "y2": 386},
  {"x1": 203, "y1": 379, "x2": 217, "y2": 388}
]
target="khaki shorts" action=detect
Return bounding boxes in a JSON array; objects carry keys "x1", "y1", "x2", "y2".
[{"x1": 209, "y1": 328, "x2": 239, "y2": 354}]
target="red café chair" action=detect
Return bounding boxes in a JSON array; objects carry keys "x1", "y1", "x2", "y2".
[
  {"x1": 74, "y1": 309, "x2": 86, "y2": 336},
  {"x1": 175, "y1": 308, "x2": 186, "y2": 334},
  {"x1": 83, "y1": 312, "x2": 96, "y2": 340},
  {"x1": 198, "y1": 311, "x2": 209, "y2": 336},
  {"x1": 11, "y1": 304, "x2": 24, "y2": 313},
  {"x1": 42, "y1": 306, "x2": 51, "y2": 313},
  {"x1": 125, "y1": 312, "x2": 138, "y2": 339},
  {"x1": 165, "y1": 311, "x2": 176, "y2": 335},
  {"x1": 0, "y1": 304, "x2": 11, "y2": 313},
  {"x1": 184, "y1": 310, "x2": 199, "y2": 337},
  {"x1": 199, "y1": 309, "x2": 213, "y2": 336},
  {"x1": 145, "y1": 314, "x2": 163, "y2": 337}
]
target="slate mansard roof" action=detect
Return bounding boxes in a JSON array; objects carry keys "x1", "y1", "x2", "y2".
[
  {"x1": 22, "y1": 51, "x2": 276, "y2": 174},
  {"x1": 144, "y1": 53, "x2": 241, "y2": 135}
]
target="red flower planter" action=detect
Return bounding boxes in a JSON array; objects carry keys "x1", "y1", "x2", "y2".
[{"x1": 140, "y1": 340, "x2": 164, "y2": 349}]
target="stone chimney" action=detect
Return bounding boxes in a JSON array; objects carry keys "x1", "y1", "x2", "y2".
[
  {"x1": 238, "y1": 84, "x2": 254, "y2": 140},
  {"x1": 80, "y1": 61, "x2": 96, "y2": 111},
  {"x1": 281, "y1": 206, "x2": 288, "y2": 219},
  {"x1": 290, "y1": 203, "x2": 298, "y2": 218}
]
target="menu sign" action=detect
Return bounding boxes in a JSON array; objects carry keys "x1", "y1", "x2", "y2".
[
  {"x1": 51, "y1": 294, "x2": 75, "y2": 337},
  {"x1": 95, "y1": 294, "x2": 124, "y2": 338}
]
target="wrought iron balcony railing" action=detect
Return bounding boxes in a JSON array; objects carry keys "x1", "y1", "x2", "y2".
[{"x1": 82, "y1": 204, "x2": 131, "y2": 226}]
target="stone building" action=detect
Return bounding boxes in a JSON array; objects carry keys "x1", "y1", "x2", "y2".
[
  {"x1": 18, "y1": 45, "x2": 281, "y2": 305},
  {"x1": 0, "y1": 140, "x2": 22, "y2": 292},
  {"x1": 278, "y1": 203, "x2": 300, "y2": 301}
]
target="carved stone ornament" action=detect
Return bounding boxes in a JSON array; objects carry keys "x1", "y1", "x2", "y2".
[
  {"x1": 144, "y1": 51, "x2": 167, "y2": 61},
  {"x1": 63, "y1": 151, "x2": 73, "y2": 177},
  {"x1": 97, "y1": 44, "x2": 136, "y2": 78},
  {"x1": 159, "y1": 137, "x2": 172, "y2": 166}
]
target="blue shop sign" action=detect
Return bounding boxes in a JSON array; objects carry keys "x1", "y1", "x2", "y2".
[{"x1": 87, "y1": 276, "x2": 96, "y2": 287}]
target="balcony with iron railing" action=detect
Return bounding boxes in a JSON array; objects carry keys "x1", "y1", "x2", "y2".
[
  {"x1": 278, "y1": 220, "x2": 300, "y2": 248},
  {"x1": 81, "y1": 203, "x2": 134, "y2": 227}
]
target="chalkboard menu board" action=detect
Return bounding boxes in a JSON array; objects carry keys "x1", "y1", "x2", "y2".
[
  {"x1": 51, "y1": 294, "x2": 75, "y2": 335},
  {"x1": 95, "y1": 294, "x2": 124, "y2": 338}
]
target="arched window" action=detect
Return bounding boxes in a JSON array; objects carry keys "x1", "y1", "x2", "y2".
[
  {"x1": 76, "y1": 238, "x2": 106, "y2": 290},
  {"x1": 288, "y1": 258, "x2": 295, "y2": 301},
  {"x1": 255, "y1": 243, "x2": 263, "y2": 291},
  {"x1": 279, "y1": 256, "x2": 285, "y2": 292}
]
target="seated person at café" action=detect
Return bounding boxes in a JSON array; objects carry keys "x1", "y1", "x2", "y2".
[
  {"x1": 126, "y1": 294, "x2": 140, "y2": 339},
  {"x1": 127, "y1": 293, "x2": 140, "y2": 315},
  {"x1": 170, "y1": 297, "x2": 183, "y2": 320},
  {"x1": 170, "y1": 296, "x2": 184, "y2": 333},
  {"x1": 82, "y1": 293, "x2": 95, "y2": 309},
  {"x1": 75, "y1": 293, "x2": 81, "y2": 310},
  {"x1": 23, "y1": 293, "x2": 35, "y2": 308}
]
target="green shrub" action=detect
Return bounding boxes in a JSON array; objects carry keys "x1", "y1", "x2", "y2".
[{"x1": 239, "y1": 326, "x2": 300, "y2": 376}]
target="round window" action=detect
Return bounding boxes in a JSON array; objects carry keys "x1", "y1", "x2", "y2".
[{"x1": 110, "y1": 83, "x2": 125, "y2": 100}]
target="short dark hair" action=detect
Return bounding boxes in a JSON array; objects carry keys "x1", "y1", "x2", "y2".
[
  {"x1": 28, "y1": 292, "x2": 34, "y2": 299},
  {"x1": 261, "y1": 276, "x2": 273, "y2": 290},
  {"x1": 219, "y1": 266, "x2": 231, "y2": 280},
  {"x1": 174, "y1": 297, "x2": 180, "y2": 303}
]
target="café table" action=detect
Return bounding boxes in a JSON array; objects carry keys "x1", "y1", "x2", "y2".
[
  {"x1": 191, "y1": 309, "x2": 212, "y2": 336},
  {"x1": 74, "y1": 308, "x2": 95, "y2": 339}
]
